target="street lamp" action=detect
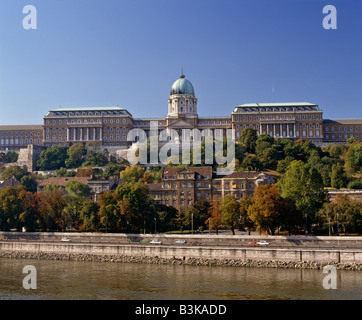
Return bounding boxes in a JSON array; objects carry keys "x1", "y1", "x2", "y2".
[{"x1": 154, "y1": 217, "x2": 156, "y2": 234}]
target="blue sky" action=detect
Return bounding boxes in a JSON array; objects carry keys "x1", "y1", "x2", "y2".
[{"x1": 0, "y1": 0, "x2": 361, "y2": 125}]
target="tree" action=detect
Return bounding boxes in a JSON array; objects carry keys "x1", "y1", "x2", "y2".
[
  {"x1": 186, "y1": 200, "x2": 211, "y2": 232},
  {"x1": 241, "y1": 154, "x2": 263, "y2": 171},
  {"x1": 206, "y1": 199, "x2": 222, "y2": 235},
  {"x1": 98, "y1": 191, "x2": 120, "y2": 232},
  {"x1": 344, "y1": 141, "x2": 362, "y2": 175},
  {"x1": 65, "y1": 144, "x2": 87, "y2": 168},
  {"x1": 239, "y1": 128, "x2": 257, "y2": 153},
  {"x1": 82, "y1": 150, "x2": 108, "y2": 167},
  {"x1": 20, "y1": 175, "x2": 37, "y2": 192},
  {"x1": 317, "y1": 195, "x2": 362, "y2": 235},
  {"x1": 348, "y1": 178, "x2": 362, "y2": 189},
  {"x1": 0, "y1": 151, "x2": 19, "y2": 163},
  {"x1": 330, "y1": 163, "x2": 349, "y2": 189},
  {"x1": 278, "y1": 161, "x2": 328, "y2": 235},
  {"x1": 0, "y1": 165, "x2": 27, "y2": 181},
  {"x1": 79, "y1": 200, "x2": 99, "y2": 232},
  {"x1": 276, "y1": 156, "x2": 294, "y2": 174},
  {"x1": 37, "y1": 145, "x2": 68, "y2": 170},
  {"x1": 154, "y1": 203, "x2": 178, "y2": 233},
  {"x1": 0, "y1": 186, "x2": 24, "y2": 230},
  {"x1": 116, "y1": 182, "x2": 155, "y2": 233},
  {"x1": 64, "y1": 180, "x2": 91, "y2": 198},
  {"x1": 239, "y1": 196, "x2": 253, "y2": 234},
  {"x1": 39, "y1": 187, "x2": 67, "y2": 231},
  {"x1": 119, "y1": 165, "x2": 146, "y2": 184},
  {"x1": 18, "y1": 191, "x2": 42, "y2": 232},
  {"x1": 247, "y1": 184, "x2": 283, "y2": 235},
  {"x1": 219, "y1": 195, "x2": 240, "y2": 235},
  {"x1": 255, "y1": 134, "x2": 274, "y2": 157}
]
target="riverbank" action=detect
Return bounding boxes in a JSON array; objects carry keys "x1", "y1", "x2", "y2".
[{"x1": 1, "y1": 251, "x2": 361, "y2": 271}]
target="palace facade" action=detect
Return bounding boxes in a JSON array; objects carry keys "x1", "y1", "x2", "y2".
[{"x1": 1, "y1": 73, "x2": 361, "y2": 151}]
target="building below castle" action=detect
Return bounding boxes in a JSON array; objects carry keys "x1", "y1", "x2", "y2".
[{"x1": 1, "y1": 73, "x2": 361, "y2": 151}]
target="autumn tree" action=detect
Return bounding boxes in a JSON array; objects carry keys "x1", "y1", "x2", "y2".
[
  {"x1": 247, "y1": 184, "x2": 284, "y2": 235},
  {"x1": 39, "y1": 187, "x2": 67, "y2": 231},
  {"x1": 206, "y1": 199, "x2": 222, "y2": 234},
  {"x1": 18, "y1": 191, "x2": 42, "y2": 232}
]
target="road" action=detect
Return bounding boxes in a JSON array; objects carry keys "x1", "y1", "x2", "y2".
[{"x1": 1, "y1": 238, "x2": 360, "y2": 250}]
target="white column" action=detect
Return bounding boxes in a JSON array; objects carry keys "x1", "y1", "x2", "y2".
[
  {"x1": 273, "y1": 124, "x2": 276, "y2": 137},
  {"x1": 293, "y1": 123, "x2": 296, "y2": 138},
  {"x1": 86, "y1": 128, "x2": 89, "y2": 141}
]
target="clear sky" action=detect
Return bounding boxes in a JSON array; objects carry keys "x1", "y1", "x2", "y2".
[{"x1": 0, "y1": 0, "x2": 361, "y2": 125}]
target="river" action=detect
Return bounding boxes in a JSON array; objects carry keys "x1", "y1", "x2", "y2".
[{"x1": 0, "y1": 258, "x2": 361, "y2": 300}]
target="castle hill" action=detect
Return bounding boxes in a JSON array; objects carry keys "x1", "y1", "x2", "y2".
[{"x1": 0, "y1": 73, "x2": 361, "y2": 272}]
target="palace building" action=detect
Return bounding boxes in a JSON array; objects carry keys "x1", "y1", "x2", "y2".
[{"x1": 1, "y1": 72, "x2": 361, "y2": 151}]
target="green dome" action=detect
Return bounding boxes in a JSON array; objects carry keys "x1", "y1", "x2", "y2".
[{"x1": 170, "y1": 74, "x2": 195, "y2": 96}]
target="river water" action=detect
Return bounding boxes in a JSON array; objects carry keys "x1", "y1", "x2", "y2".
[{"x1": 0, "y1": 258, "x2": 361, "y2": 300}]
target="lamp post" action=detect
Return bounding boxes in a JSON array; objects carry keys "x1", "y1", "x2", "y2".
[
  {"x1": 154, "y1": 217, "x2": 156, "y2": 234},
  {"x1": 191, "y1": 211, "x2": 194, "y2": 234},
  {"x1": 336, "y1": 212, "x2": 340, "y2": 236}
]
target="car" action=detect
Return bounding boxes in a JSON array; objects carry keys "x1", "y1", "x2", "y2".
[
  {"x1": 175, "y1": 240, "x2": 187, "y2": 244},
  {"x1": 246, "y1": 241, "x2": 258, "y2": 246},
  {"x1": 140, "y1": 239, "x2": 150, "y2": 243},
  {"x1": 61, "y1": 237, "x2": 71, "y2": 242},
  {"x1": 150, "y1": 240, "x2": 162, "y2": 244},
  {"x1": 257, "y1": 241, "x2": 269, "y2": 246}
]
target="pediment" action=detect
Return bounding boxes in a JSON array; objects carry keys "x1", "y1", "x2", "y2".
[{"x1": 167, "y1": 119, "x2": 195, "y2": 128}]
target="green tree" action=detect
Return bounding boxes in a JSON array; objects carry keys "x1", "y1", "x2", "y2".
[
  {"x1": 348, "y1": 178, "x2": 362, "y2": 189},
  {"x1": 116, "y1": 183, "x2": 155, "y2": 233},
  {"x1": 0, "y1": 165, "x2": 27, "y2": 181},
  {"x1": 82, "y1": 150, "x2": 108, "y2": 167},
  {"x1": 64, "y1": 180, "x2": 91, "y2": 198},
  {"x1": 278, "y1": 161, "x2": 328, "y2": 235},
  {"x1": 239, "y1": 128, "x2": 258, "y2": 153},
  {"x1": 186, "y1": 200, "x2": 211, "y2": 232},
  {"x1": 20, "y1": 175, "x2": 38, "y2": 192},
  {"x1": 276, "y1": 156, "x2": 294, "y2": 174},
  {"x1": 37, "y1": 145, "x2": 68, "y2": 170},
  {"x1": 255, "y1": 134, "x2": 274, "y2": 157},
  {"x1": 330, "y1": 163, "x2": 349, "y2": 189},
  {"x1": 344, "y1": 141, "x2": 362, "y2": 175},
  {"x1": 0, "y1": 186, "x2": 24, "y2": 230},
  {"x1": 65, "y1": 144, "x2": 87, "y2": 168},
  {"x1": 317, "y1": 195, "x2": 362, "y2": 235},
  {"x1": 79, "y1": 200, "x2": 99, "y2": 231},
  {"x1": 219, "y1": 195, "x2": 240, "y2": 235},
  {"x1": 241, "y1": 154, "x2": 263, "y2": 171}
]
